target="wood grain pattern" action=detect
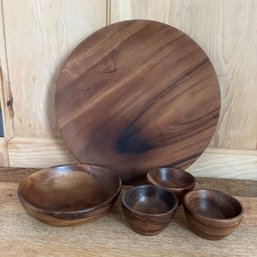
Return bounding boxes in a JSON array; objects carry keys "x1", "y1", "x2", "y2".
[
  {"x1": 195, "y1": 177, "x2": 257, "y2": 197},
  {"x1": 167, "y1": 0, "x2": 257, "y2": 150},
  {"x1": 111, "y1": 0, "x2": 257, "y2": 151},
  {"x1": 55, "y1": 20, "x2": 220, "y2": 181},
  {"x1": 121, "y1": 185, "x2": 178, "y2": 235},
  {"x1": 147, "y1": 167, "x2": 195, "y2": 204},
  {"x1": 0, "y1": 138, "x2": 8, "y2": 166},
  {"x1": 188, "y1": 148, "x2": 257, "y2": 180},
  {"x1": 0, "y1": 0, "x2": 14, "y2": 141},
  {"x1": 111, "y1": 0, "x2": 171, "y2": 23},
  {"x1": 6, "y1": 142, "x2": 257, "y2": 180},
  {"x1": 7, "y1": 137, "x2": 77, "y2": 168},
  {"x1": 1, "y1": 0, "x2": 106, "y2": 138},
  {"x1": 183, "y1": 189, "x2": 244, "y2": 240},
  {"x1": 0, "y1": 168, "x2": 257, "y2": 257},
  {"x1": 0, "y1": 0, "x2": 256, "y2": 181},
  {"x1": 0, "y1": 167, "x2": 36, "y2": 183},
  {"x1": 1, "y1": 166, "x2": 256, "y2": 196},
  {"x1": 18, "y1": 164, "x2": 122, "y2": 226},
  {"x1": 2, "y1": 167, "x2": 256, "y2": 196}
]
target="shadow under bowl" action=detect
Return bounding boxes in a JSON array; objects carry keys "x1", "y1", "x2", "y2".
[
  {"x1": 183, "y1": 189, "x2": 244, "y2": 240},
  {"x1": 121, "y1": 185, "x2": 178, "y2": 235},
  {"x1": 147, "y1": 167, "x2": 195, "y2": 204},
  {"x1": 17, "y1": 164, "x2": 122, "y2": 226}
]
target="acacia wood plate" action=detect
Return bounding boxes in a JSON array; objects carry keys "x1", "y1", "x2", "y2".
[{"x1": 55, "y1": 20, "x2": 220, "y2": 182}]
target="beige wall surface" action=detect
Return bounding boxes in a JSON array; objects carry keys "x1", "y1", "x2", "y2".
[{"x1": 0, "y1": 0, "x2": 256, "y2": 179}]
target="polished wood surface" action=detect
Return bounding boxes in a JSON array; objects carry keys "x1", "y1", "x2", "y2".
[
  {"x1": 121, "y1": 185, "x2": 178, "y2": 235},
  {"x1": 1, "y1": 1, "x2": 257, "y2": 184},
  {"x1": 1, "y1": 168, "x2": 257, "y2": 257},
  {"x1": 17, "y1": 164, "x2": 122, "y2": 226},
  {"x1": 183, "y1": 189, "x2": 244, "y2": 240},
  {"x1": 147, "y1": 167, "x2": 195, "y2": 204},
  {"x1": 55, "y1": 20, "x2": 221, "y2": 181}
]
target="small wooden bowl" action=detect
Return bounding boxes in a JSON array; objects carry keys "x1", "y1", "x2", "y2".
[
  {"x1": 18, "y1": 164, "x2": 122, "y2": 226},
  {"x1": 121, "y1": 185, "x2": 178, "y2": 235},
  {"x1": 147, "y1": 167, "x2": 195, "y2": 204},
  {"x1": 183, "y1": 189, "x2": 244, "y2": 240}
]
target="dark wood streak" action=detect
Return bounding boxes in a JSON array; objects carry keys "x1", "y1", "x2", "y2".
[
  {"x1": 58, "y1": 29, "x2": 188, "y2": 128},
  {"x1": 55, "y1": 20, "x2": 221, "y2": 182},
  {"x1": 113, "y1": 59, "x2": 212, "y2": 153},
  {"x1": 60, "y1": 37, "x2": 198, "y2": 132}
]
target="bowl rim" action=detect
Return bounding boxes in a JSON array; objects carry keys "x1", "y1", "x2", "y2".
[
  {"x1": 147, "y1": 167, "x2": 196, "y2": 191},
  {"x1": 121, "y1": 184, "x2": 178, "y2": 217},
  {"x1": 183, "y1": 189, "x2": 244, "y2": 222},
  {"x1": 17, "y1": 164, "x2": 122, "y2": 215}
]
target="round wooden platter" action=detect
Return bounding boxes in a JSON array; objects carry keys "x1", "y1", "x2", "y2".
[{"x1": 55, "y1": 20, "x2": 221, "y2": 182}]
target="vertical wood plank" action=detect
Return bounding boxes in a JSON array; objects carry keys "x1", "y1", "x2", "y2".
[
  {"x1": 0, "y1": 138, "x2": 8, "y2": 166},
  {"x1": 0, "y1": 0, "x2": 14, "y2": 140},
  {"x1": 111, "y1": 0, "x2": 171, "y2": 23},
  {"x1": 0, "y1": 0, "x2": 11, "y2": 166},
  {"x1": 2, "y1": 0, "x2": 106, "y2": 138}
]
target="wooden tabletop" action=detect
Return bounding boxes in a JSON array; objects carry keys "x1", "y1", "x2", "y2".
[{"x1": 0, "y1": 168, "x2": 257, "y2": 257}]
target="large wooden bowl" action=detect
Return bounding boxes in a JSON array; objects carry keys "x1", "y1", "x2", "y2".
[
  {"x1": 121, "y1": 185, "x2": 178, "y2": 235},
  {"x1": 183, "y1": 189, "x2": 244, "y2": 240},
  {"x1": 17, "y1": 164, "x2": 122, "y2": 226}
]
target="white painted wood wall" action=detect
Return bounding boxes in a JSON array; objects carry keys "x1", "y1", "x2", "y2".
[{"x1": 0, "y1": 0, "x2": 256, "y2": 179}]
